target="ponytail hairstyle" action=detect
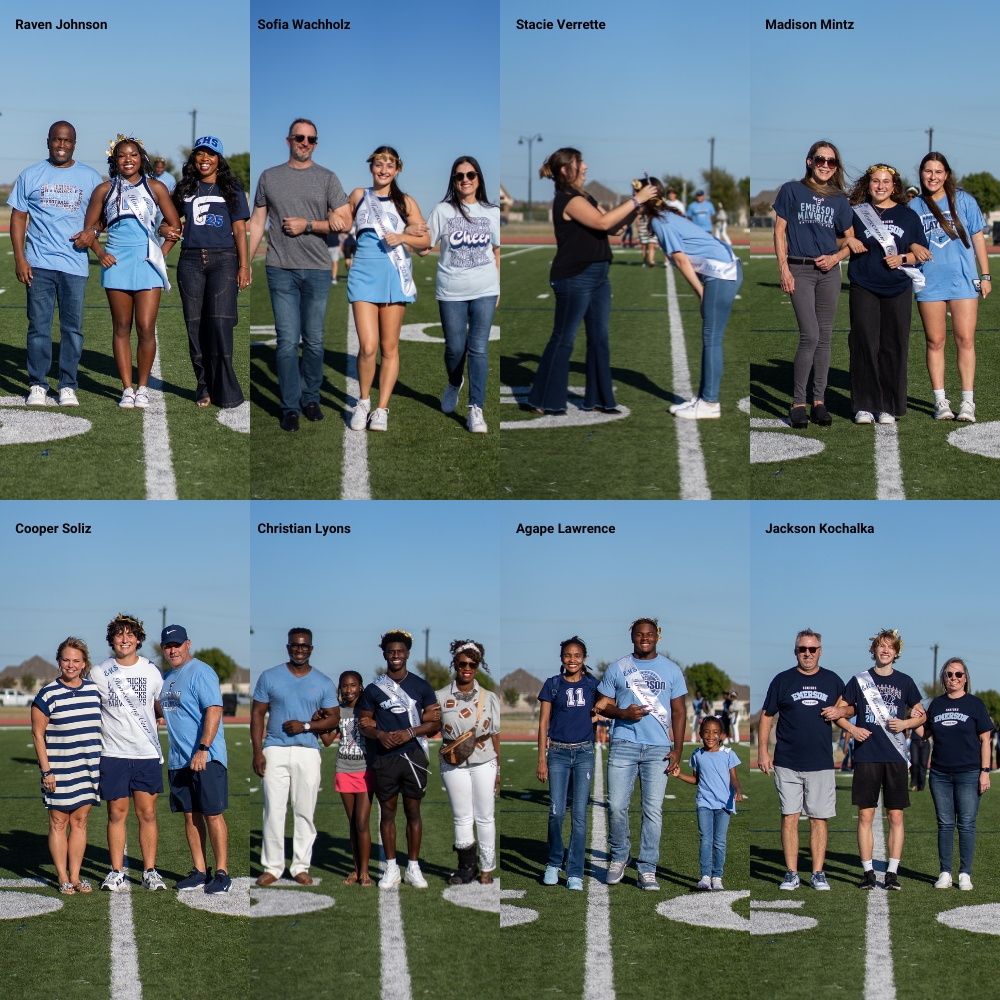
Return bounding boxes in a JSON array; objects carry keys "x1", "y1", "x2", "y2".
[
  {"x1": 539, "y1": 148, "x2": 584, "y2": 194},
  {"x1": 848, "y1": 164, "x2": 906, "y2": 207},
  {"x1": 919, "y1": 152, "x2": 970, "y2": 249},
  {"x1": 559, "y1": 635, "x2": 592, "y2": 675},
  {"x1": 366, "y1": 146, "x2": 409, "y2": 224},
  {"x1": 640, "y1": 177, "x2": 679, "y2": 223},
  {"x1": 442, "y1": 155, "x2": 496, "y2": 222},
  {"x1": 449, "y1": 639, "x2": 489, "y2": 674},
  {"x1": 56, "y1": 637, "x2": 92, "y2": 679},
  {"x1": 800, "y1": 140, "x2": 846, "y2": 196}
]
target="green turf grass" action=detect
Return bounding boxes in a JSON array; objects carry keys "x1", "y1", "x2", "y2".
[
  {"x1": 499, "y1": 247, "x2": 749, "y2": 499},
  {"x1": 500, "y1": 741, "x2": 749, "y2": 1000},
  {"x1": 0, "y1": 250, "x2": 249, "y2": 500},
  {"x1": 0, "y1": 727, "x2": 251, "y2": 1000},
  {"x1": 750, "y1": 766, "x2": 1000, "y2": 998},
  {"x1": 249, "y1": 250, "x2": 499, "y2": 499},
  {"x1": 249, "y1": 738, "x2": 498, "y2": 1000},
  {"x1": 749, "y1": 256, "x2": 1000, "y2": 498}
]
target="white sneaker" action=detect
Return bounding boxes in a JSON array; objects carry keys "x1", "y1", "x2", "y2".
[
  {"x1": 958, "y1": 873, "x2": 974, "y2": 890},
  {"x1": 403, "y1": 864, "x2": 428, "y2": 888},
  {"x1": 696, "y1": 875, "x2": 713, "y2": 891},
  {"x1": 934, "y1": 872, "x2": 953, "y2": 889},
  {"x1": 854, "y1": 410, "x2": 874, "y2": 424},
  {"x1": 101, "y1": 869, "x2": 128, "y2": 892},
  {"x1": 956, "y1": 400, "x2": 976, "y2": 422},
  {"x1": 133, "y1": 386, "x2": 150, "y2": 409},
  {"x1": 142, "y1": 869, "x2": 167, "y2": 891},
  {"x1": 368, "y1": 407, "x2": 388, "y2": 431},
  {"x1": 638, "y1": 871, "x2": 660, "y2": 891},
  {"x1": 379, "y1": 864, "x2": 401, "y2": 889},
  {"x1": 26, "y1": 385, "x2": 49, "y2": 406},
  {"x1": 934, "y1": 398, "x2": 955, "y2": 420},
  {"x1": 672, "y1": 397, "x2": 721, "y2": 420},
  {"x1": 349, "y1": 398, "x2": 371, "y2": 431},
  {"x1": 441, "y1": 377, "x2": 464, "y2": 414},
  {"x1": 877, "y1": 412, "x2": 896, "y2": 424},
  {"x1": 119, "y1": 387, "x2": 136, "y2": 409},
  {"x1": 59, "y1": 387, "x2": 79, "y2": 407},
  {"x1": 467, "y1": 405, "x2": 487, "y2": 433},
  {"x1": 711, "y1": 877, "x2": 725, "y2": 890}
]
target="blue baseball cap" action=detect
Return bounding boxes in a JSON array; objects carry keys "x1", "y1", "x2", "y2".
[
  {"x1": 193, "y1": 135, "x2": 224, "y2": 157},
  {"x1": 161, "y1": 624, "x2": 189, "y2": 645}
]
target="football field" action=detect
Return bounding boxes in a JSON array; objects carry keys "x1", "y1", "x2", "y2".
[
  {"x1": 749, "y1": 256, "x2": 1000, "y2": 498},
  {"x1": 499, "y1": 246, "x2": 749, "y2": 499},
  {"x1": 500, "y1": 741, "x2": 750, "y2": 999},
  {"x1": 749, "y1": 766, "x2": 1000, "y2": 998},
  {"x1": 0, "y1": 244, "x2": 250, "y2": 500},
  {"x1": 0, "y1": 726, "x2": 251, "y2": 1000}
]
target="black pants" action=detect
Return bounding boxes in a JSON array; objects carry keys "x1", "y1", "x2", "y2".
[
  {"x1": 910, "y1": 739, "x2": 931, "y2": 790},
  {"x1": 177, "y1": 247, "x2": 245, "y2": 408},
  {"x1": 848, "y1": 282, "x2": 912, "y2": 416}
]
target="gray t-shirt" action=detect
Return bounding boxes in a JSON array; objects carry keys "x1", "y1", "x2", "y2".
[
  {"x1": 254, "y1": 161, "x2": 348, "y2": 270},
  {"x1": 336, "y1": 705, "x2": 372, "y2": 774}
]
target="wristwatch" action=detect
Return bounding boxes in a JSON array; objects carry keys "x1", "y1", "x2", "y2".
[
  {"x1": 981, "y1": 767, "x2": 991, "y2": 772},
  {"x1": 198, "y1": 744, "x2": 211, "y2": 752},
  {"x1": 305, "y1": 220, "x2": 313, "y2": 234},
  {"x1": 304, "y1": 722, "x2": 312, "y2": 732}
]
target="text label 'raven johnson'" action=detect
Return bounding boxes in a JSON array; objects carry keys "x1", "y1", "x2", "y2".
[
  {"x1": 516, "y1": 523, "x2": 615, "y2": 536},
  {"x1": 765, "y1": 522, "x2": 874, "y2": 534}
]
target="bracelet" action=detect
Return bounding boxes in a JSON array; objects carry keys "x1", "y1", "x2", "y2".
[
  {"x1": 981, "y1": 275, "x2": 992, "y2": 280},
  {"x1": 40, "y1": 770, "x2": 54, "y2": 777},
  {"x1": 630, "y1": 197, "x2": 640, "y2": 210}
]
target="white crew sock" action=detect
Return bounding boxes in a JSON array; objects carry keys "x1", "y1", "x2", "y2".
[
  {"x1": 887, "y1": 858, "x2": 900, "y2": 874},
  {"x1": 962, "y1": 390, "x2": 974, "y2": 404},
  {"x1": 933, "y1": 388, "x2": 946, "y2": 404},
  {"x1": 862, "y1": 859, "x2": 874, "y2": 872},
  {"x1": 407, "y1": 860, "x2": 421, "y2": 871},
  {"x1": 384, "y1": 857, "x2": 398, "y2": 869}
]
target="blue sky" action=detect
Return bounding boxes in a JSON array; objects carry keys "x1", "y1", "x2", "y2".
[
  {"x1": 501, "y1": 1, "x2": 748, "y2": 202},
  {"x1": 0, "y1": 502, "x2": 249, "y2": 673},
  {"x1": 250, "y1": 0, "x2": 499, "y2": 215},
  {"x1": 0, "y1": 1, "x2": 249, "y2": 184},
  {"x1": 751, "y1": 503, "x2": 1000, "y2": 712}
]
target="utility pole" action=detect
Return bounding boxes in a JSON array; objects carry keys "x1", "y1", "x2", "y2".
[
  {"x1": 160, "y1": 606, "x2": 167, "y2": 633},
  {"x1": 518, "y1": 134, "x2": 543, "y2": 222},
  {"x1": 926, "y1": 127, "x2": 934, "y2": 154},
  {"x1": 931, "y1": 643, "x2": 939, "y2": 690},
  {"x1": 423, "y1": 628, "x2": 430, "y2": 667},
  {"x1": 708, "y1": 136, "x2": 715, "y2": 195},
  {"x1": 190, "y1": 109, "x2": 197, "y2": 149}
]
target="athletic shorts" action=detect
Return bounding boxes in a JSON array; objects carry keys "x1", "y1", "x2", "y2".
[
  {"x1": 168, "y1": 761, "x2": 229, "y2": 815},
  {"x1": 335, "y1": 769, "x2": 375, "y2": 793},
  {"x1": 373, "y1": 747, "x2": 428, "y2": 802},
  {"x1": 773, "y1": 766, "x2": 836, "y2": 819},
  {"x1": 329, "y1": 245, "x2": 341, "y2": 262},
  {"x1": 100, "y1": 756, "x2": 163, "y2": 800},
  {"x1": 851, "y1": 760, "x2": 910, "y2": 810}
]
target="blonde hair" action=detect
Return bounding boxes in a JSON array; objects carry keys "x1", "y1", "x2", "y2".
[
  {"x1": 940, "y1": 657, "x2": 971, "y2": 695},
  {"x1": 56, "y1": 637, "x2": 92, "y2": 678}
]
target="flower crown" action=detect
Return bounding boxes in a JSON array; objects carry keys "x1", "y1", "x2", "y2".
[{"x1": 107, "y1": 134, "x2": 144, "y2": 158}]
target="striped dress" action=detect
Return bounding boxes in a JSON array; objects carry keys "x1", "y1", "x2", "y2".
[{"x1": 33, "y1": 678, "x2": 102, "y2": 811}]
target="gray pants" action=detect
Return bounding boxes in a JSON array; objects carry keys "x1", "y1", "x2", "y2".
[{"x1": 789, "y1": 263, "x2": 842, "y2": 405}]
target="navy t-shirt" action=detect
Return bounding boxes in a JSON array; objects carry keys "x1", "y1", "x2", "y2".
[
  {"x1": 773, "y1": 181, "x2": 853, "y2": 258},
  {"x1": 539, "y1": 673, "x2": 598, "y2": 744},
  {"x1": 181, "y1": 181, "x2": 251, "y2": 249},
  {"x1": 842, "y1": 668, "x2": 922, "y2": 764},
  {"x1": 847, "y1": 201, "x2": 928, "y2": 296},
  {"x1": 357, "y1": 672, "x2": 438, "y2": 759},
  {"x1": 926, "y1": 694, "x2": 994, "y2": 773},
  {"x1": 761, "y1": 666, "x2": 845, "y2": 771}
]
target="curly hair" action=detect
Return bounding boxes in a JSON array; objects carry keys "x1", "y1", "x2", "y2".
[
  {"x1": 699, "y1": 715, "x2": 724, "y2": 736},
  {"x1": 869, "y1": 629, "x2": 903, "y2": 661},
  {"x1": 106, "y1": 614, "x2": 145, "y2": 649},
  {"x1": 107, "y1": 139, "x2": 153, "y2": 179},
  {"x1": 56, "y1": 637, "x2": 92, "y2": 678},
  {"x1": 380, "y1": 630, "x2": 413, "y2": 651},
  {"x1": 848, "y1": 165, "x2": 906, "y2": 207},
  {"x1": 449, "y1": 639, "x2": 487, "y2": 672},
  {"x1": 172, "y1": 149, "x2": 243, "y2": 215}
]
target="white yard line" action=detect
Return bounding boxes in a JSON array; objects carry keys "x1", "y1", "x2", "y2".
[
  {"x1": 874, "y1": 425, "x2": 905, "y2": 499},
  {"x1": 498, "y1": 246, "x2": 549, "y2": 259},
  {"x1": 110, "y1": 843, "x2": 142, "y2": 1000},
  {"x1": 376, "y1": 803, "x2": 413, "y2": 1000},
  {"x1": 341, "y1": 306, "x2": 371, "y2": 500},
  {"x1": 864, "y1": 797, "x2": 897, "y2": 1000},
  {"x1": 666, "y1": 266, "x2": 711, "y2": 499},
  {"x1": 584, "y1": 743, "x2": 615, "y2": 1000},
  {"x1": 143, "y1": 327, "x2": 177, "y2": 500}
]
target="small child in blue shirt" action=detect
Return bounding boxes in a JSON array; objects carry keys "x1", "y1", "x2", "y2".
[{"x1": 671, "y1": 716, "x2": 742, "y2": 890}]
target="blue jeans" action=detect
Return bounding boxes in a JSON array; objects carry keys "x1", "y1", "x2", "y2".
[
  {"x1": 265, "y1": 266, "x2": 330, "y2": 415},
  {"x1": 606, "y1": 739, "x2": 670, "y2": 874},
  {"x1": 438, "y1": 296, "x2": 496, "y2": 409},
  {"x1": 929, "y1": 768, "x2": 982, "y2": 874},
  {"x1": 546, "y1": 745, "x2": 594, "y2": 879},
  {"x1": 697, "y1": 259, "x2": 742, "y2": 403},
  {"x1": 696, "y1": 807, "x2": 731, "y2": 878},
  {"x1": 26, "y1": 268, "x2": 89, "y2": 390},
  {"x1": 528, "y1": 261, "x2": 613, "y2": 412}
]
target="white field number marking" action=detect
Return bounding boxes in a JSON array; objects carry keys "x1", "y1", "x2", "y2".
[
  {"x1": 175, "y1": 876, "x2": 334, "y2": 917},
  {"x1": 741, "y1": 396, "x2": 826, "y2": 464},
  {"x1": 658, "y1": 891, "x2": 816, "y2": 934},
  {"x1": 500, "y1": 386, "x2": 630, "y2": 431}
]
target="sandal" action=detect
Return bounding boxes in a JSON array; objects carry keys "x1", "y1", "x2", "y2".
[
  {"x1": 73, "y1": 879, "x2": 93, "y2": 893},
  {"x1": 343, "y1": 872, "x2": 359, "y2": 885},
  {"x1": 196, "y1": 396, "x2": 211, "y2": 408},
  {"x1": 358, "y1": 873, "x2": 373, "y2": 887},
  {"x1": 479, "y1": 871, "x2": 494, "y2": 885},
  {"x1": 58, "y1": 882, "x2": 76, "y2": 894}
]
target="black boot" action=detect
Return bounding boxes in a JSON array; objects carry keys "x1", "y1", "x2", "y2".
[{"x1": 449, "y1": 843, "x2": 478, "y2": 885}]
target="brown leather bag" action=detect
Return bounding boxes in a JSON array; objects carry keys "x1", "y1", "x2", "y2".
[{"x1": 439, "y1": 688, "x2": 487, "y2": 766}]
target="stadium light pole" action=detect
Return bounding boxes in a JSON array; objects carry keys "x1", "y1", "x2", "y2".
[{"x1": 519, "y1": 134, "x2": 543, "y2": 222}]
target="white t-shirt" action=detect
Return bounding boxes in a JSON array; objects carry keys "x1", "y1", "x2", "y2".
[
  {"x1": 91, "y1": 656, "x2": 164, "y2": 761},
  {"x1": 665, "y1": 198, "x2": 685, "y2": 214},
  {"x1": 426, "y1": 200, "x2": 500, "y2": 301}
]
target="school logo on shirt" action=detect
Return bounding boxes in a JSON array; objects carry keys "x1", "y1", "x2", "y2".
[
  {"x1": 919, "y1": 212, "x2": 956, "y2": 248},
  {"x1": 107, "y1": 676, "x2": 148, "y2": 707},
  {"x1": 797, "y1": 197, "x2": 836, "y2": 228},
  {"x1": 791, "y1": 687, "x2": 829, "y2": 707},
  {"x1": 187, "y1": 194, "x2": 227, "y2": 228},
  {"x1": 160, "y1": 687, "x2": 182, "y2": 713},
  {"x1": 39, "y1": 182, "x2": 84, "y2": 212},
  {"x1": 862, "y1": 682, "x2": 904, "y2": 725},
  {"x1": 640, "y1": 670, "x2": 665, "y2": 693},
  {"x1": 444, "y1": 216, "x2": 493, "y2": 268},
  {"x1": 933, "y1": 710, "x2": 969, "y2": 727}
]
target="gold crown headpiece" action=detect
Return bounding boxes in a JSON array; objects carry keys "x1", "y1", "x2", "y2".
[
  {"x1": 106, "y1": 134, "x2": 144, "y2": 158},
  {"x1": 115, "y1": 612, "x2": 144, "y2": 629},
  {"x1": 367, "y1": 152, "x2": 402, "y2": 171},
  {"x1": 630, "y1": 618, "x2": 662, "y2": 638},
  {"x1": 869, "y1": 628, "x2": 903, "y2": 648},
  {"x1": 632, "y1": 175, "x2": 666, "y2": 212}
]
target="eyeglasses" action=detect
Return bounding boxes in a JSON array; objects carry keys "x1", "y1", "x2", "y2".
[
  {"x1": 289, "y1": 134, "x2": 318, "y2": 145},
  {"x1": 796, "y1": 646, "x2": 820, "y2": 655},
  {"x1": 288, "y1": 643, "x2": 313, "y2": 650},
  {"x1": 945, "y1": 671, "x2": 965, "y2": 679},
  {"x1": 453, "y1": 171, "x2": 478, "y2": 181},
  {"x1": 810, "y1": 155, "x2": 838, "y2": 168}
]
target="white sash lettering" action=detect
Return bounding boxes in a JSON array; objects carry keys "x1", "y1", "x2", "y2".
[{"x1": 363, "y1": 188, "x2": 416, "y2": 298}]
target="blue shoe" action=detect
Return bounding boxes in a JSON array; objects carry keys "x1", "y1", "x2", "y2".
[
  {"x1": 567, "y1": 877, "x2": 584, "y2": 891},
  {"x1": 204, "y1": 870, "x2": 232, "y2": 894},
  {"x1": 543, "y1": 865, "x2": 559, "y2": 886},
  {"x1": 175, "y1": 868, "x2": 209, "y2": 891}
]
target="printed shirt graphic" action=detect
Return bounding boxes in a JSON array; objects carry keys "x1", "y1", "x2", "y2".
[
  {"x1": 253, "y1": 664, "x2": 338, "y2": 750},
  {"x1": 926, "y1": 693, "x2": 995, "y2": 773},
  {"x1": 182, "y1": 181, "x2": 250, "y2": 249},
  {"x1": 9, "y1": 159, "x2": 103, "y2": 276},
  {"x1": 90, "y1": 656, "x2": 164, "y2": 759},
  {"x1": 436, "y1": 681, "x2": 501, "y2": 766},
  {"x1": 690, "y1": 745, "x2": 740, "y2": 812},
  {"x1": 597, "y1": 654, "x2": 687, "y2": 748},
  {"x1": 847, "y1": 202, "x2": 927, "y2": 296},
  {"x1": 159, "y1": 658, "x2": 227, "y2": 770},
  {"x1": 685, "y1": 200, "x2": 715, "y2": 232},
  {"x1": 426, "y1": 201, "x2": 501, "y2": 300},
  {"x1": 539, "y1": 673, "x2": 599, "y2": 744},
  {"x1": 843, "y1": 668, "x2": 922, "y2": 764},
  {"x1": 761, "y1": 666, "x2": 845, "y2": 771},
  {"x1": 336, "y1": 705, "x2": 372, "y2": 774},
  {"x1": 909, "y1": 190, "x2": 986, "y2": 301},
  {"x1": 772, "y1": 181, "x2": 853, "y2": 258},
  {"x1": 358, "y1": 672, "x2": 438, "y2": 759}
]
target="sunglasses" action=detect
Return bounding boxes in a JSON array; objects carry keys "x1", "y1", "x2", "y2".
[
  {"x1": 796, "y1": 646, "x2": 820, "y2": 654},
  {"x1": 453, "y1": 171, "x2": 478, "y2": 181},
  {"x1": 945, "y1": 671, "x2": 965, "y2": 679},
  {"x1": 810, "y1": 155, "x2": 838, "y2": 168},
  {"x1": 288, "y1": 643, "x2": 313, "y2": 650},
  {"x1": 289, "y1": 134, "x2": 318, "y2": 145}
]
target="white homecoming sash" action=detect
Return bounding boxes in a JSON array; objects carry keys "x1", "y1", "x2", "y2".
[
  {"x1": 362, "y1": 188, "x2": 416, "y2": 298},
  {"x1": 855, "y1": 671, "x2": 909, "y2": 763},
  {"x1": 687, "y1": 240, "x2": 739, "y2": 281},
  {"x1": 852, "y1": 202, "x2": 925, "y2": 292},
  {"x1": 115, "y1": 178, "x2": 171, "y2": 291},
  {"x1": 621, "y1": 659, "x2": 673, "y2": 742},
  {"x1": 375, "y1": 674, "x2": 428, "y2": 755},
  {"x1": 107, "y1": 669, "x2": 163, "y2": 762}
]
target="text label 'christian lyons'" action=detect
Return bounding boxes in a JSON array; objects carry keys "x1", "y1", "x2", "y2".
[{"x1": 257, "y1": 523, "x2": 351, "y2": 536}]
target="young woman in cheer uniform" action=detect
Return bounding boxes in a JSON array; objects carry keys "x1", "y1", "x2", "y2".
[
  {"x1": 81, "y1": 136, "x2": 180, "y2": 409},
  {"x1": 909, "y1": 152, "x2": 991, "y2": 422}
]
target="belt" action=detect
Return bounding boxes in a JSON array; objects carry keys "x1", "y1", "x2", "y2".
[
  {"x1": 787, "y1": 256, "x2": 818, "y2": 266},
  {"x1": 549, "y1": 740, "x2": 594, "y2": 750}
]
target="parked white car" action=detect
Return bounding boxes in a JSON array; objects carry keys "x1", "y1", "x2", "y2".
[{"x1": 0, "y1": 689, "x2": 34, "y2": 707}]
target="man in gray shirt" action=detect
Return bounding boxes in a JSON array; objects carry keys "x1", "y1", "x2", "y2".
[{"x1": 248, "y1": 118, "x2": 348, "y2": 432}]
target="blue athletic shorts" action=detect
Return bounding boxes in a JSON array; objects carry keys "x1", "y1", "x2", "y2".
[
  {"x1": 99, "y1": 756, "x2": 164, "y2": 800},
  {"x1": 168, "y1": 760, "x2": 229, "y2": 815}
]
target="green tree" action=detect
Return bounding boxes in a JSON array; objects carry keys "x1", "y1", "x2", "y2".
[
  {"x1": 921, "y1": 679, "x2": 943, "y2": 701},
  {"x1": 701, "y1": 167, "x2": 743, "y2": 214},
  {"x1": 977, "y1": 689, "x2": 1000, "y2": 722},
  {"x1": 661, "y1": 174, "x2": 695, "y2": 202},
  {"x1": 193, "y1": 647, "x2": 238, "y2": 684},
  {"x1": 960, "y1": 172, "x2": 1000, "y2": 215},
  {"x1": 417, "y1": 657, "x2": 451, "y2": 691},
  {"x1": 227, "y1": 152, "x2": 251, "y2": 193},
  {"x1": 684, "y1": 662, "x2": 731, "y2": 702},
  {"x1": 739, "y1": 176, "x2": 750, "y2": 208},
  {"x1": 20, "y1": 673, "x2": 36, "y2": 694},
  {"x1": 502, "y1": 687, "x2": 521, "y2": 709},
  {"x1": 591, "y1": 660, "x2": 611, "y2": 680}
]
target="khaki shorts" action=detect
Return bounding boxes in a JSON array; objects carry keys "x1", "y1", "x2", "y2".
[{"x1": 773, "y1": 766, "x2": 836, "y2": 819}]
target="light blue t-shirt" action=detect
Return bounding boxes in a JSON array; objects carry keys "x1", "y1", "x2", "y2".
[
  {"x1": 155, "y1": 171, "x2": 177, "y2": 193},
  {"x1": 253, "y1": 664, "x2": 338, "y2": 750},
  {"x1": 909, "y1": 190, "x2": 986, "y2": 302},
  {"x1": 651, "y1": 214, "x2": 734, "y2": 264},
  {"x1": 690, "y1": 745, "x2": 740, "y2": 813},
  {"x1": 160, "y1": 658, "x2": 228, "y2": 770},
  {"x1": 685, "y1": 200, "x2": 715, "y2": 232},
  {"x1": 9, "y1": 159, "x2": 103, "y2": 276},
  {"x1": 597, "y1": 653, "x2": 688, "y2": 748}
]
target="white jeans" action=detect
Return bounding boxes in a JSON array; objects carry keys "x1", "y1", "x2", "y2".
[
  {"x1": 440, "y1": 758, "x2": 497, "y2": 871},
  {"x1": 261, "y1": 745, "x2": 322, "y2": 878}
]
